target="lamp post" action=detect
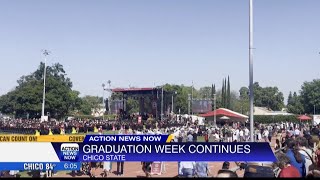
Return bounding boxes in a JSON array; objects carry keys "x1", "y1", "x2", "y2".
[
  {"x1": 191, "y1": 81, "x2": 194, "y2": 115},
  {"x1": 41, "y1": 50, "x2": 50, "y2": 121},
  {"x1": 102, "y1": 83, "x2": 105, "y2": 120},
  {"x1": 188, "y1": 94, "x2": 191, "y2": 115},
  {"x1": 161, "y1": 87, "x2": 164, "y2": 120},
  {"x1": 214, "y1": 94, "x2": 217, "y2": 127},
  {"x1": 107, "y1": 80, "x2": 111, "y2": 115},
  {"x1": 249, "y1": 0, "x2": 255, "y2": 142},
  {"x1": 172, "y1": 91, "x2": 177, "y2": 114}
]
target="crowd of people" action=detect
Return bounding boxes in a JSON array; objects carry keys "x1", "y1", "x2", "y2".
[{"x1": 2, "y1": 116, "x2": 320, "y2": 178}]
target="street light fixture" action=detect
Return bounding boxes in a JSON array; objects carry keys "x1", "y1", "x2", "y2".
[
  {"x1": 102, "y1": 83, "x2": 106, "y2": 120},
  {"x1": 107, "y1": 80, "x2": 112, "y2": 115},
  {"x1": 249, "y1": 0, "x2": 254, "y2": 142},
  {"x1": 214, "y1": 94, "x2": 217, "y2": 127},
  {"x1": 172, "y1": 91, "x2": 177, "y2": 114},
  {"x1": 188, "y1": 94, "x2": 191, "y2": 115},
  {"x1": 41, "y1": 49, "x2": 50, "y2": 122}
]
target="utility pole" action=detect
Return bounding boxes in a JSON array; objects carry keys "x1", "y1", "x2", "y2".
[
  {"x1": 102, "y1": 83, "x2": 105, "y2": 120},
  {"x1": 172, "y1": 91, "x2": 177, "y2": 114},
  {"x1": 107, "y1": 80, "x2": 111, "y2": 115},
  {"x1": 161, "y1": 87, "x2": 164, "y2": 120},
  {"x1": 249, "y1": 0, "x2": 254, "y2": 142},
  {"x1": 191, "y1": 81, "x2": 194, "y2": 115},
  {"x1": 188, "y1": 94, "x2": 191, "y2": 115},
  {"x1": 214, "y1": 94, "x2": 217, "y2": 127},
  {"x1": 41, "y1": 50, "x2": 50, "y2": 122}
]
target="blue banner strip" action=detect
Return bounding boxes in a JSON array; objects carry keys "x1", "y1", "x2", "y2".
[
  {"x1": 0, "y1": 162, "x2": 80, "y2": 171},
  {"x1": 52, "y1": 142, "x2": 276, "y2": 162}
]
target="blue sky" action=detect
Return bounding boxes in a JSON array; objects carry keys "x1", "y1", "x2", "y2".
[{"x1": 0, "y1": 0, "x2": 319, "y2": 103}]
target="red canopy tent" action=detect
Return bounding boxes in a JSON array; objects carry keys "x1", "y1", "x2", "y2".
[
  {"x1": 298, "y1": 115, "x2": 312, "y2": 121},
  {"x1": 200, "y1": 108, "x2": 248, "y2": 119}
]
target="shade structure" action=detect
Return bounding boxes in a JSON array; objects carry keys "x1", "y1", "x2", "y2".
[
  {"x1": 220, "y1": 116, "x2": 230, "y2": 120},
  {"x1": 200, "y1": 108, "x2": 248, "y2": 123},
  {"x1": 200, "y1": 108, "x2": 248, "y2": 119},
  {"x1": 298, "y1": 115, "x2": 312, "y2": 121}
]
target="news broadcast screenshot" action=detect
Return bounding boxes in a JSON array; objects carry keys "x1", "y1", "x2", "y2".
[{"x1": 1, "y1": 0, "x2": 320, "y2": 178}]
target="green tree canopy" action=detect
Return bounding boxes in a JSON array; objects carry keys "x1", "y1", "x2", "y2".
[
  {"x1": 253, "y1": 82, "x2": 284, "y2": 111},
  {"x1": 0, "y1": 62, "x2": 81, "y2": 119},
  {"x1": 300, "y1": 79, "x2": 320, "y2": 114},
  {"x1": 287, "y1": 92, "x2": 304, "y2": 114}
]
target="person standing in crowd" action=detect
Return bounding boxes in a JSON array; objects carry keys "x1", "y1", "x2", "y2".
[
  {"x1": 262, "y1": 128, "x2": 269, "y2": 142},
  {"x1": 192, "y1": 131, "x2": 197, "y2": 142},
  {"x1": 187, "y1": 132, "x2": 193, "y2": 142},
  {"x1": 297, "y1": 137, "x2": 314, "y2": 174},
  {"x1": 178, "y1": 133, "x2": 183, "y2": 142},
  {"x1": 244, "y1": 127, "x2": 249, "y2": 142},
  {"x1": 239, "y1": 128, "x2": 244, "y2": 142},
  {"x1": 194, "y1": 161, "x2": 210, "y2": 177},
  {"x1": 204, "y1": 132, "x2": 209, "y2": 143},
  {"x1": 178, "y1": 161, "x2": 195, "y2": 178},
  {"x1": 141, "y1": 162, "x2": 153, "y2": 178},
  {"x1": 285, "y1": 139, "x2": 306, "y2": 177},
  {"x1": 116, "y1": 125, "x2": 130, "y2": 176},
  {"x1": 89, "y1": 162, "x2": 98, "y2": 178},
  {"x1": 226, "y1": 129, "x2": 232, "y2": 142},
  {"x1": 102, "y1": 161, "x2": 112, "y2": 177},
  {"x1": 275, "y1": 139, "x2": 281, "y2": 151},
  {"x1": 276, "y1": 153, "x2": 301, "y2": 178}
]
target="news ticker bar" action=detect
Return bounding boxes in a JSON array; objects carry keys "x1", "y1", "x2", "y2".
[
  {"x1": 0, "y1": 135, "x2": 85, "y2": 142},
  {"x1": 0, "y1": 162, "x2": 81, "y2": 171},
  {"x1": 0, "y1": 135, "x2": 174, "y2": 143}
]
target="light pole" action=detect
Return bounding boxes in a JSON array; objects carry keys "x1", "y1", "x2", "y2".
[
  {"x1": 102, "y1": 83, "x2": 105, "y2": 120},
  {"x1": 249, "y1": 0, "x2": 255, "y2": 142},
  {"x1": 314, "y1": 105, "x2": 316, "y2": 115},
  {"x1": 188, "y1": 94, "x2": 191, "y2": 115},
  {"x1": 161, "y1": 86, "x2": 164, "y2": 120},
  {"x1": 172, "y1": 91, "x2": 177, "y2": 114},
  {"x1": 107, "y1": 80, "x2": 111, "y2": 115},
  {"x1": 214, "y1": 94, "x2": 217, "y2": 127},
  {"x1": 41, "y1": 50, "x2": 50, "y2": 121},
  {"x1": 191, "y1": 81, "x2": 194, "y2": 115}
]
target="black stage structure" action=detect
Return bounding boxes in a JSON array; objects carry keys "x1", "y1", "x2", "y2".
[{"x1": 110, "y1": 87, "x2": 168, "y2": 120}]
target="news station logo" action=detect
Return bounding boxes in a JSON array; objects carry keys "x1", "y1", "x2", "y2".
[{"x1": 60, "y1": 143, "x2": 79, "y2": 161}]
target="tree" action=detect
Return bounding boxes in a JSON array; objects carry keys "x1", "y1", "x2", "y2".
[
  {"x1": 221, "y1": 79, "x2": 225, "y2": 108},
  {"x1": 252, "y1": 82, "x2": 284, "y2": 111},
  {"x1": 224, "y1": 78, "x2": 227, "y2": 108},
  {"x1": 300, "y1": 79, "x2": 320, "y2": 114},
  {"x1": 287, "y1": 92, "x2": 293, "y2": 106},
  {"x1": 239, "y1": 87, "x2": 250, "y2": 115},
  {"x1": 211, "y1": 84, "x2": 216, "y2": 98},
  {"x1": 199, "y1": 86, "x2": 211, "y2": 99},
  {"x1": 287, "y1": 92, "x2": 304, "y2": 114},
  {"x1": 79, "y1": 96, "x2": 103, "y2": 115},
  {"x1": 126, "y1": 98, "x2": 139, "y2": 114},
  {"x1": 227, "y1": 76, "x2": 231, "y2": 109},
  {"x1": 0, "y1": 62, "x2": 81, "y2": 118},
  {"x1": 211, "y1": 84, "x2": 216, "y2": 111}
]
